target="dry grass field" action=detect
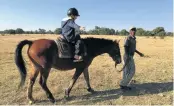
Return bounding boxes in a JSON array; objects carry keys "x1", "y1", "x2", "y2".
[{"x1": 0, "y1": 34, "x2": 173, "y2": 105}]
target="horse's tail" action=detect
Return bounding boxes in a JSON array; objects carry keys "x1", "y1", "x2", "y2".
[{"x1": 15, "y1": 40, "x2": 33, "y2": 89}]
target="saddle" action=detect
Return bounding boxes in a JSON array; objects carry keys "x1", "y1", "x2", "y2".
[{"x1": 54, "y1": 38, "x2": 87, "y2": 58}]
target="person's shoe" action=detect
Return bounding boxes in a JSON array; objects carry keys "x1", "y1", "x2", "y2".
[
  {"x1": 73, "y1": 55, "x2": 83, "y2": 62},
  {"x1": 120, "y1": 85, "x2": 132, "y2": 90}
]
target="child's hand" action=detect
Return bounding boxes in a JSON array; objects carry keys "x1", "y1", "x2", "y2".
[{"x1": 80, "y1": 26, "x2": 85, "y2": 31}]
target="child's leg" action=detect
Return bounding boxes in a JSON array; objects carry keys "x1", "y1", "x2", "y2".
[
  {"x1": 74, "y1": 35, "x2": 84, "y2": 62},
  {"x1": 75, "y1": 40, "x2": 82, "y2": 56}
]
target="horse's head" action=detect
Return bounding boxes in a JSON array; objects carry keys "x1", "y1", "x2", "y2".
[
  {"x1": 82, "y1": 37, "x2": 122, "y2": 66},
  {"x1": 108, "y1": 40, "x2": 122, "y2": 65}
]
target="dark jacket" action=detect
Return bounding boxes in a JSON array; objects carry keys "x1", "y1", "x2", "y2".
[
  {"x1": 61, "y1": 17, "x2": 80, "y2": 43},
  {"x1": 124, "y1": 35, "x2": 136, "y2": 56}
]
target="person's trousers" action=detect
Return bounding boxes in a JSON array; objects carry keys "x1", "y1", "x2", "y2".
[
  {"x1": 120, "y1": 55, "x2": 135, "y2": 86},
  {"x1": 74, "y1": 34, "x2": 84, "y2": 56}
]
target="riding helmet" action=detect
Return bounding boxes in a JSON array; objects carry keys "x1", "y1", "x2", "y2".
[{"x1": 67, "y1": 8, "x2": 80, "y2": 16}]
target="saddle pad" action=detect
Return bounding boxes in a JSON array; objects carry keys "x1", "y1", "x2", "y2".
[{"x1": 54, "y1": 39, "x2": 74, "y2": 58}]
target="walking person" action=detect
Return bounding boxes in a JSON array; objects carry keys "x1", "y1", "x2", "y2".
[{"x1": 120, "y1": 26, "x2": 144, "y2": 90}]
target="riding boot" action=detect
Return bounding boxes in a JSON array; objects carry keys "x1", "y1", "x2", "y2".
[
  {"x1": 73, "y1": 39, "x2": 83, "y2": 62},
  {"x1": 73, "y1": 55, "x2": 83, "y2": 62}
]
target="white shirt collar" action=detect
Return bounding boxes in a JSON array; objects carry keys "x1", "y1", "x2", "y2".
[{"x1": 62, "y1": 17, "x2": 71, "y2": 21}]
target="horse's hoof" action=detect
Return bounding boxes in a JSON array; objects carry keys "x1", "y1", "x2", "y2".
[
  {"x1": 48, "y1": 98, "x2": 56, "y2": 103},
  {"x1": 87, "y1": 88, "x2": 95, "y2": 93},
  {"x1": 54, "y1": 101, "x2": 57, "y2": 105},
  {"x1": 29, "y1": 100, "x2": 34, "y2": 105},
  {"x1": 64, "y1": 95, "x2": 69, "y2": 99},
  {"x1": 64, "y1": 88, "x2": 69, "y2": 99}
]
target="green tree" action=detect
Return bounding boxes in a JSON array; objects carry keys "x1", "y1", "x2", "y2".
[
  {"x1": 95, "y1": 26, "x2": 100, "y2": 30},
  {"x1": 79, "y1": 30, "x2": 88, "y2": 35},
  {"x1": 152, "y1": 27, "x2": 166, "y2": 36},
  {"x1": 54, "y1": 28, "x2": 61, "y2": 34},
  {"x1": 115, "y1": 30, "x2": 119, "y2": 35},
  {"x1": 88, "y1": 30, "x2": 99, "y2": 35},
  {"x1": 4, "y1": 29, "x2": 16, "y2": 34},
  {"x1": 144, "y1": 30, "x2": 153, "y2": 36},
  {"x1": 136, "y1": 28, "x2": 145, "y2": 36},
  {"x1": 29, "y1": 31, "x2": 34, "y2": 34},
  {"x1": 99, "y1": 27, "x2": 107, "y2": 35},
  {"x1": 0, "y1": 31, "x2": 4, "y2": 34},
  {"x1": 34, "y1": 30, "x2": 39, "y2": 34},
  {"x1": 97, "y1": 27, "x2": 115, "y2": 35},
  {"x1": 15, "y1": 28, "x2": 24, "y2": 34},
  {"x1": 110, "y1": 28, "x2": 115, "y2": 35},
  {"x1": 166, "y1": 32, "x2": 173, "y2": 36},
  {"x1": 120, "y1": 29, "x2": 129, "y2": 35},
  {"x1": 38, "y1": 28, "x2": 46, "y2": 34},
  {"x1": 25, "y1": 31, "x2": 30, "y2": 34},
  {"x1": 47, "y1": 30, "x2": 54, "y2": 34}
]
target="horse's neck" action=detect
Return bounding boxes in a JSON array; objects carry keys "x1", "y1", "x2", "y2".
[
  {"x1": 88, "y1": 45, "x2": 110, "y2": 58},
  {"x1": 83, "y1": 38, "x2": 113, "y2": 58}
]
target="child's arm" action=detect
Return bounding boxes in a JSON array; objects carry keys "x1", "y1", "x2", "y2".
[{"x1": 68, "y1": 20, "x2": 80, "y2": 30}]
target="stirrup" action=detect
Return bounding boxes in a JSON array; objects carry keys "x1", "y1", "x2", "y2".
[
  {"x1": 73, "y1": 59, "x2": 83, "y2": 62},
  {"x1": 73, "y1": 55, "x2": 83, "y2": 62}
]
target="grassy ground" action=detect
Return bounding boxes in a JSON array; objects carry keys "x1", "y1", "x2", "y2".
[{"x1": 0, "y1": 34, "x2": 173, "y2": 105}]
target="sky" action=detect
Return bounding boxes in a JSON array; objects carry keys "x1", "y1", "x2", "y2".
[{"x1": 0, "y1": 0, "x2": 173, "y2": 32}]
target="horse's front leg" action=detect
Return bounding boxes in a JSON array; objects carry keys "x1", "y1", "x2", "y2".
[
  {"x1": 65, "y1": 68, "x2": 84, "y2": 99},
  {"x1": 83, "y1": 68, "x2": 95, "y2": 93}
]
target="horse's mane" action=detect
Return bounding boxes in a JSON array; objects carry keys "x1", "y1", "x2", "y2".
[
  {"x1": 82, "y1": 37, "x2": 115, "y2": 45},
  {"x1": 82, "y1": 37, "x2": 116, "y2": 52}
]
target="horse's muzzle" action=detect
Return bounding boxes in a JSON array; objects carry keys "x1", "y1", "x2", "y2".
[
  {"x1": 116, "y1": 58, "x2": 122, "y2": 64},
  {"x1": 114, "y1": 58, "x2": 121, "y2": 68}
]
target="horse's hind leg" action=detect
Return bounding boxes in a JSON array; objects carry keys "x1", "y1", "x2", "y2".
[
  {"x1": 39, "y1": 67, "x2": 55, "y2": 103},
  {"x1": 65, "y1": 68, "x2": 84, "y2": 98},
  {"x1": 27, "y1": 63, "x2": 39, "y2": 104},
  {"x1": 83, "y1": 68, "x2": 95, "y2": 93}
]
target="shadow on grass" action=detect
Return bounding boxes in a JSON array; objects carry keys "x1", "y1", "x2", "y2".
[
  {"x1": 35, "y1": 81, "x2": 173, "y2": 105},
  {"x1": 65, "y1": 81, "x2": 173, "y2": 104}
]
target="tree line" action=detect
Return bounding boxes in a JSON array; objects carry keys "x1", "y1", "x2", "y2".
[{"x1": 0, "y1": 26, "x2": 173, "y2": 36}]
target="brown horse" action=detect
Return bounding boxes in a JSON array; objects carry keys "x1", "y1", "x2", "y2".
[{"x1": 15, "y1": 37, "x2": 122, "y2": 103}]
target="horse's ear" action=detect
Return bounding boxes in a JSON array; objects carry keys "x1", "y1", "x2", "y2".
[
  {"x1": 117, "y1": 39, "x2": 121, "y2": 43},
  {"x1": 114, "y1": 39, "x2": 120, "y2": 43}
]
